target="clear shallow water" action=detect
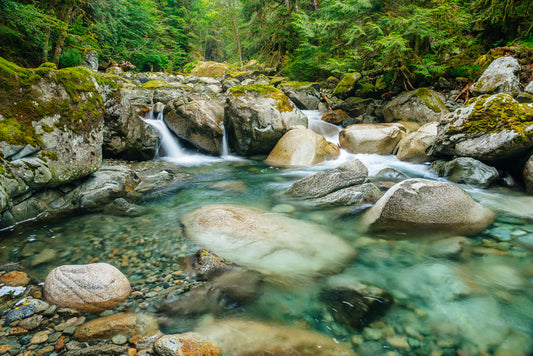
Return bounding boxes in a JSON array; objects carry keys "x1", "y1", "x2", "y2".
[{"x1": 1, "y1": 113, "x2": 533, "y2": 355}]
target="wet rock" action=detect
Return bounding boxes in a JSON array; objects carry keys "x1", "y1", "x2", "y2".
[
  {"x1": 0, "y1": 272, "x2": 29, "y2": 287},
  {"x1": 524, "y1": 153, "x2": 533, "y2": 194},
  {"x1": 320, "y1": 275, "x2": 393, "y2": 330},
  {"x1": 103, "y1": 198, "x2": 148, "y2": 217},
  {"x1": 375, "y1": 168, "x2": 408, "y2": 181},
  {"x1": 312, "y1": 183, "x2": 383, "y2": 207},
  {"x1": 516, "y1": 233, "x2": 533, "y2": 250},
  {"x1": 286, "y1": 159, "x2": 368, "y2": 199},
  {"x1": 18, "y1": 315, "x2": 43, "y2": 330},
  {"x1": 382, "y1": 88, "x2": 449, "y2": 124},
  {"x1": 470, "y1": 56, "x2": 521, "y2": 97},
  {"x1": 196, "y1": 319, "x2": 357, "y2": 356},
  {"x1": 427, "y1": 93, "x2": 533, "y2": 165},
  {"x1": 64, "y1": 344, "x2": 129, "y2": 356},
  {"x1": 73, "y1": 312, "x2": 159, "y2": 341},
  {"x1": 339, "y1": 123, "x2": 407, "y2": 155},
  {"x1": 153, "y1": 332, "x2": 222, "y2": 356},
  {"x1": 264, "y1": 127, "x2": 339, "y2": 168},
  {"x1": 43, "y1": 263, "x2": 131, "y2": 313},
  {"x1": 208, "y1": 180, "x2": 247, "y2": 194},
  {"x1": 425, "y1": 236, "x2": 470, "y2": 259},
  {"x1": 30, "y1": 330, "x2": 50, "y2": 344},
  {"x1": 181, "y1": 204, "x2": 356, "y2": 280},
  {"x1": 224, "y1": 83, "x2": 308, "y2": 156},
  {"x1": 31, "y1": 248, "x2": 57, "y2": 267},
  {"x1": 360, "y1": 178, "x2": 495, "y2": 237},
  {"x1": 321, "y1": 109, "x2": 349, "y2": 125},
  {"x1": 336, "y1": 97, "x2": 375, "y2": 118},
  {"x1": 430, "y1": 157, "x2": 499, "y2": 188},
  {"x1": 6, "y1": 304, "x2": 36, "y2": 323},
  {"x1": 178, "y1": 249, "x2": 235, "y2": 281},
  {"x1": 395, "y1": 122, "x2": 438, "y2": 163},
  {"x1": 279, "y1": 81, "x2": 321, "y2": 110},
  {"x1": 164, "y1": 96, "x2": 225, "y2": 155}
]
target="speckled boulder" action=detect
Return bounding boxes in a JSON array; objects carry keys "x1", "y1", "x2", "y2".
[
  {"x1": 339, "y1": 123, "x2": 407, "y2": 155},
  {"x1": 470, "y1": 56, "x2": 521, "y2": 97},
  {"x1": 43, "y1": 263, "x2": 131, "y2": 313},
  {"x1": 154, "y1": 333, "x2": 222, "y2": 356}
]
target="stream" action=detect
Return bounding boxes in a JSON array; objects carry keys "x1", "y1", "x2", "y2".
[{"x1": 1, "y1": 111, "x2": 533, "y2": 355}]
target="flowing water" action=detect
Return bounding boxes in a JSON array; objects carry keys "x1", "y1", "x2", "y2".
[{"x1": 2, "y1": 111, "x2": 533, "y2": 355}]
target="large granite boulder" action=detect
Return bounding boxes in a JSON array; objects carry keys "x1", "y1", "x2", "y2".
[
  {"x1": 360, "y1": 178, "x2": 494, "y2": 237},
  {"x1": 395, "y1": 122, "x2": 438, "y2": 163},
  {"x1": 470, "y1": 56, "x2": 521, "y2": 97},
  {"x1": 224, "y1": 84, "x2": 307, "y2": 156},
  {"x1": 524, "y1": 153, "x2": 533, "y2": 194},
  {"x1": 164, "y1": 95, "x2": 225, "y2": 155},
  {"x1": 285, "y1": 159, "x2": 368, "y2": 199},
  {"x1": 264, "y1": 127, "x2": 339, "y2": 168},
  {"x1": 382, "y1": 88, "x2": 449, "y2": 124},
  {"x1": 180, "y1": 204, "x2": 356, "y2": 280},
  {"x1": 431, "y1": 157, "x2": 499, "y2": 188},
  {"x1": 427, "y1": 93, "x2": 533, "y2": 165},
  {"x1": 196, "y1": 319, "x2": 357, "y2": 356},
  {"x1": 43, "y1": 263, "x2": 131, "y2": 313},
  {"x1": 339, "y1": 123, "x2": 407, "y2": 155},
  {"x1": 279, "y1": 81, "x2": 321, "y2": 110}
]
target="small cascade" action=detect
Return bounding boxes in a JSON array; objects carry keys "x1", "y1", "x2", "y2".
[
  {"x1": 143, "y1": 110, "x2": 184, "y2": 158},
  {"x1": 302, "y1": 110, "x2": 341, "y2": 144},
  {"x1": 220, "y1": 122, "x2": 230, "y2": 157}
]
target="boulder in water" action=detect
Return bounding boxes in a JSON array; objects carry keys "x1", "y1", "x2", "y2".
[
  {"x1": 196, "y1": 319, "x2": 357, "y2": 356},
  {"x1": 321, "y1": 109, "x2": 349, "y2": 125},
  {"x1": 431, "y1": 157, "x2": 499, "y2": 188},
  {"x1": 279, "y1": 81, "x2": 321, "y2": 110},
  {"x1": 180, "y1": 204, "x2": 356, "y2": 280},
  {"x1": 382, "y1": 88, "x2": 448, "y2": 124},
  {"x1": 43, "y1": 263, "x2": 131, "y2": 313},
  {"x1": 360, "y1": 178, "x2": 494, "y2": 237},
  {"x1": 264, "y1": 127, "x2": 339, "y2": 168},
  {"x1": 470, "y1": 56, "x2": 521, "y2": 97},
  {"x1": 224, "y1": 84, "x2": 308, "y2": 156},
  {"x1": 154, "y1": 333, "x2": 222, "y2": 356},
  {"x1": 395, "y1": 122, "x2": 438, "y2": 163},
  {"x1": 73, "y1": 312, "x2": 159, "y2": 341},
  {"x1": 339, "y1": 123, "x2": 407, "y2": 155}
]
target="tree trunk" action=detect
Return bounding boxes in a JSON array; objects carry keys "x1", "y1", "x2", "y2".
[
  {"x1": 52, "y1": 6, "x2": 74, "y2": 65},
  {"x1": 232, "y1": 16, "x2": 243, "y2": 69},
  {"x1": 42, "y1": 25, "x2": 51, "y2": 63}
]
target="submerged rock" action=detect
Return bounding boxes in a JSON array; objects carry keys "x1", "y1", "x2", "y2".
[
  {"x1": 321, "y1": 109, "x2": 349, "y2": 125},
  {"x1": 224, "y1": 84, "x2": 307, "y2": 156},
  {"x1": 73, "y1": 313, "x2": 159, "y2": 341},
  {"x1": 196, "y1": 319, "x2": 357, "y2": 356},
  {"x1": 264, "y1": 127, "x2": 339, "y2": 168},
  {"x1": 43, "y1": 263, "x2": 131, "y2": 313},
  {"x1": 180, "y1": 204, "x2": 356, "y2": 280},
  {"x1": 382, "y1": 88, "x2": 449, "y2": 124},
  {"x1": 339, "y1": 123, "x2": 407, "y2": 155},
  {"x1": 470, "y1": 56, "x2": 521, "y2": 97},
  {"x1": 154, "y1": 333, "x2": 222, "y2": 356},
  {"x1": 431, "y1": 157, "x2": 499, "y2": 188},
  {"x1": 427, "y1": 93, "x2": 533, "y2": 165},
  {"x1": 360, "y1": 178, "x2": 495, "y2": 237}
]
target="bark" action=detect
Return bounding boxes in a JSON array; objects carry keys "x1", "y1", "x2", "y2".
[{"x1": 52, "y1": 5, "x2": 74, "y2": 65}]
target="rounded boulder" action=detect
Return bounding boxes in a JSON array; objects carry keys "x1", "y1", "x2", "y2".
[
  {"x1": 43, "y1": 263, "x2": 131, "y2": 313},
  {"x1": 360, "y1": 178, "x2": 494, "y2": 237},
  {"x1": 339, "y1": 123, "x2": 407, "y2": 155}
]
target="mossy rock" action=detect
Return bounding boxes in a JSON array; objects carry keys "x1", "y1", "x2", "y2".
[
  {"x1": 333, "y1": 72, "x2": 361, "y2": 98},
  {"x1": 279, "y1": 80, "x2": 316, "y2": 90},
  {"x1": 353, "y1": 82, "x2": 376, "y2": 99},
  {"x1": 412, "y1": 88, "x2": 446, "y2": 113},
  {"x1": 269, "y1": 76, "x2": 289, "y2": 87},
  {"x1": 230, "y1": 83, "x2": 294, "y2": 112},
  {"x1": 184, "y1": 61, "x2": 229, "y2": 78},
  {"x1": 141, "y1": 80, "x2": 174, "y2": 90}
]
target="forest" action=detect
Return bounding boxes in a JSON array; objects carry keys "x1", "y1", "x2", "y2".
[{"x1": 0, "y1": 0, "x2": 532, "y2": 87}]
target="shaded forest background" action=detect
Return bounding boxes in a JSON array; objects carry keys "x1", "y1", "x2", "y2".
[{"x1": 1, "y1": 0, "x2": 532, "y2": 87}]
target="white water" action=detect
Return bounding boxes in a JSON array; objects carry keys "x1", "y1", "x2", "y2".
[
  {"x1": 143, "y1": 110, "x2": 236, "y2": 166},
  {"x1": 220, "y1": 122, "x2": 230, "y2": 157}
]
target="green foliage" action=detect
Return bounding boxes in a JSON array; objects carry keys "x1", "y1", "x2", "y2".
[{"x1": 59, "y1": 48, "x2": 83, "y2": 67}]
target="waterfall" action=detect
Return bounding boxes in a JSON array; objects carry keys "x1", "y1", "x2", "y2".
[{"x1": 220, "y1": 122, "x2": 230, "y2": 157}]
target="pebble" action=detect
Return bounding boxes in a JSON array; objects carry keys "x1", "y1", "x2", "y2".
[
  {"x1": 386, "y1": 335, "x2": 410, "y2": 350},
  {"x1": 30, "y1": 330, "x2": 50, "y2": 344},
  {"x1": 18, "y1": 315, "x2": 43, "y2": 330},
  {"x1": 6, "y1": 304, "x2": 36, "y2": 323},
  {"x1": 363, "y1": 327, "x2": 383, "y2": 341},
  {"x1": 486, "y1": 226, "x2": 513, "y2": 242},
  {"x1": 112, "y1": 334, "x2": 128, "y2": 345},
  {"x1": 0, "y1": 345, "x2": 12, "y2": 353},
  {"x1": 35, "y1": 345, "x2": 54, "y2": 356},
  {"x1": 0, "y1": 271, "x2": 30, "y2": 287}
]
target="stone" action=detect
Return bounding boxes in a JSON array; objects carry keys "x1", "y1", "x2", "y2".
[
  {"x1": 386, "y1": 336, "x2": 410, "y2": 350},
  {"x1": 111, "y1": 334, "x2": 128, "y2": 345},
  {"x1": 6, "y1": 304, "x2": 36, "y2": 323},
  {"x1": 43, "y1": 263, "x2": 131, "y2": 313},
  {"x1": 336, "y1": 97, "x2": 375, "y2": 118},
  {"x1": 285, "y1": 159, "x2": 368, "y2": 199},
  {"x1": 178, "y1": 249, "x2": 235, "y2": 281},
  {"x1": 430, "y1": 157, "x2": 499, "y2": 188},
  {"x1": 427, "y1": 93, "x2": 533, "y2": 165},
  {"x1": 360, "y1": 178, "x2": 495, "y2": 237},
  {"x1": 18, "y1": 315, "x2": 43, "y2": 330},
  {"x1": 224, "y1": 84, "x2": 308, "y2": 156},
  {"x1": 196, "y1": 319, "x2": 357, "y2": 356},
  {"x1": 264, "y1": 127, "x2": 339, "y2": 168},
  {"x1": 103, "y1": 198, "x2": 147, "y2": 217},
  {"x1": 524, "y1": 153, "x2": 533, "y2": 194},
  {"x1": 82, "y1": 50, "x2": 98, "y2": 71},
  {"x1": 153, "y1": 333, "x2": 222, "y2": 356},
  {"x1": 63, "y1": 344, "x2": 129, "y2": 356},
  {"x1": 375, "y1": 168, "x2": 407, "y2": 180},
  {"x1": 30, "y1": 330, "x2": 50, "y2": 344},
  {"x1": 279, "y1": 81, "x2": 321, "y2": 110},
  {"x1": 73, "y1": 313, "x2": 159, "y2": 341},
  {"x1": 382, "y1": 88, "x2": 449, "y2": 124},
  {"x1": 181, "y1": 204, "x2": 356, "y2": 280},
  {"x1": 426, "y1": 236, "x2": 470, "y2": 259},
  {"x1": 339, "y1": 123, "x2": 407, "y2": 155},
  {"x1": 516, "y1": 234, "x2": 533, "y2": 250},
  {"x1": 470, "y1": 56, "x2": 521, "y2": 97},
  {"x1": 321, "y1": 109, "x2": 349, "y2": 125},
  {"x1": 312, "y1": 183, "x2": 383, "y2": 207},
  {"x1": 164, "y1": 96, "x2": 225, "y2": 155},
  {"x1": 333, "y1": 72, "x2": 361, "y2": 99},
  {"x1": 0, "y1": 271, "x2": 29, "y2": 287},
  {"x1": 185, "y1": 61, "x2": 229, "y2": 78},
  {"x1": 320, "y1": 274, "x2": 393, "y2": 330},
  {"x1": 395, "y1": 122, "x2": 438, "y2": 163}
]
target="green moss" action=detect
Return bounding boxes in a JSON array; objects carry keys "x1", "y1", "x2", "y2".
[
  {"x1": 40, "y1": 150, "x2": 58, "y2": 161},
  {"x1": 450, "y1": 94, "x2": 533, "y2": 143},
  {"x1": 333, "y1": 72, "x2": 361, "y2": 96},
  {"x1": 183, "y1": 61, "x2": 229, "y2": 78},
  {"x1": 279, "y1": 80, "x2": 314, "y2": 90},
  {"x1": 230, "y1": 83, "x2": 294, "y2": 112},
  {"x1": 269, "y1": 76, "x2": 288, "y2": 86},
  {"x1": 413, "y1": 88, "x2": 445, "y2": 113},
  {"x1": 141, "y1": 80, "x2": 173, "y2": 89}
]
